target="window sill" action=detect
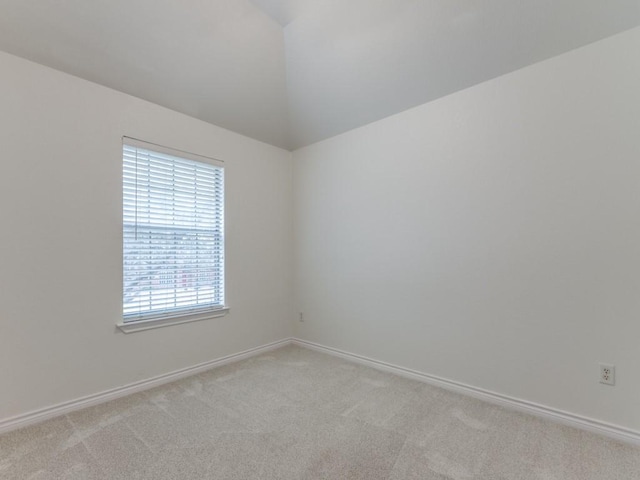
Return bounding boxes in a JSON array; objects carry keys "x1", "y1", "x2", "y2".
[{"x1": 116, "y1": 307, "x2": 230, "y2": 334}]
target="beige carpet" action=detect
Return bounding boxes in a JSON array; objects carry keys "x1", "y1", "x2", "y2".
[{"x1": 1, "y1": 345, "x2": 639, "y2": 479}]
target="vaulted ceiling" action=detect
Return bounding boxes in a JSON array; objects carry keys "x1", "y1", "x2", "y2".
[{"x1": 0, "y1": 1, "x2": 638, "y2": 150}]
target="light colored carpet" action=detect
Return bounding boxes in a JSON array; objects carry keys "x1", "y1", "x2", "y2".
[{"x1": 1, "y1": 344, "x2": 639, "y2": 479}]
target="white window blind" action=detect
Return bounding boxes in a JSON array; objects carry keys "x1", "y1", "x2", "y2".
[{"x1": 123, "y1": 139, "x2": 224, "y2": 323}]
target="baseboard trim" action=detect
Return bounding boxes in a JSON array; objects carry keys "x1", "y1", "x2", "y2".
[
  {"x1": 292, "y1": 338, "x2": 640, "y2": 446},
  {"x1": 5, "y1": 337, "x2": 639, "y2": 446},
  {"x1": 0, "y1": 338, "x2": 293, "y2": 435}
]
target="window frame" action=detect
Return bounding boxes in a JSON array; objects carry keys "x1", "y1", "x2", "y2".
[{"x1": 117, "y1": 137, "x2": 229, "y2": 333}]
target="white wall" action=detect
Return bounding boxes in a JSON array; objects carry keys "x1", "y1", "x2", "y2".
[
  {"x1": 0, "y1": 51, "x2": 293, "y2": 421},
  {"x1": 293, "y1": 27, "x2": 640, "y2": 431}
]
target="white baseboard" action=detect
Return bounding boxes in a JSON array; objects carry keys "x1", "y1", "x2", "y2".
[
  {"x1": 0, "y1": 338, "x2": 293, "y2": 435},
  {"x1": 292, "y1": 338, "x2": 640, "y2": 446},
  {"x1": 4, "y1": 336, "x2": 639, "y2": 446}
]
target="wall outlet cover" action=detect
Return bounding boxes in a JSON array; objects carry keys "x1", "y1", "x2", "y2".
[{"x1": 600, "y1": 364, "x2": 615, "y2": 386}]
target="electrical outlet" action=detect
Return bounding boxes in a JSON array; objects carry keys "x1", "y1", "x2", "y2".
[
  {"x1": 299, "y1": 312, "x2": 304, "y2": 322},
  {"x1": 600, "y1": 364, "x2": 615, "y2": 386}
]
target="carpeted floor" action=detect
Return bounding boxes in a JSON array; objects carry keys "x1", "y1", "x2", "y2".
[{"x1": 1, "y1": 344, "x2": 639, "y2": 479}]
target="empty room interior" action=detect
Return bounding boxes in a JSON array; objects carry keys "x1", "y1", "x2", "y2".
[{"x1": 1, "y1": 0, "x2": 640, "y2": 478}]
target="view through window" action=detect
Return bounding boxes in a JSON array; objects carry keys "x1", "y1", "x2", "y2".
[{"x1": 122, "y1": 139, "x2": 225, "y2": 323}]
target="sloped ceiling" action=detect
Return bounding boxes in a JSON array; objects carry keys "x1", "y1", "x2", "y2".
[
  {"x1": 0, "y1": 0, "x2": 290, "y2": 148},
  {"x1": 0, "y1": 0, "x2": 638, "y2": 150}
]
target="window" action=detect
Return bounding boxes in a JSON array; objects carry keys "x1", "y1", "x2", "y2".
[{"x1": 119, "y1": 138, "x2": 227, "y2": 332}]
